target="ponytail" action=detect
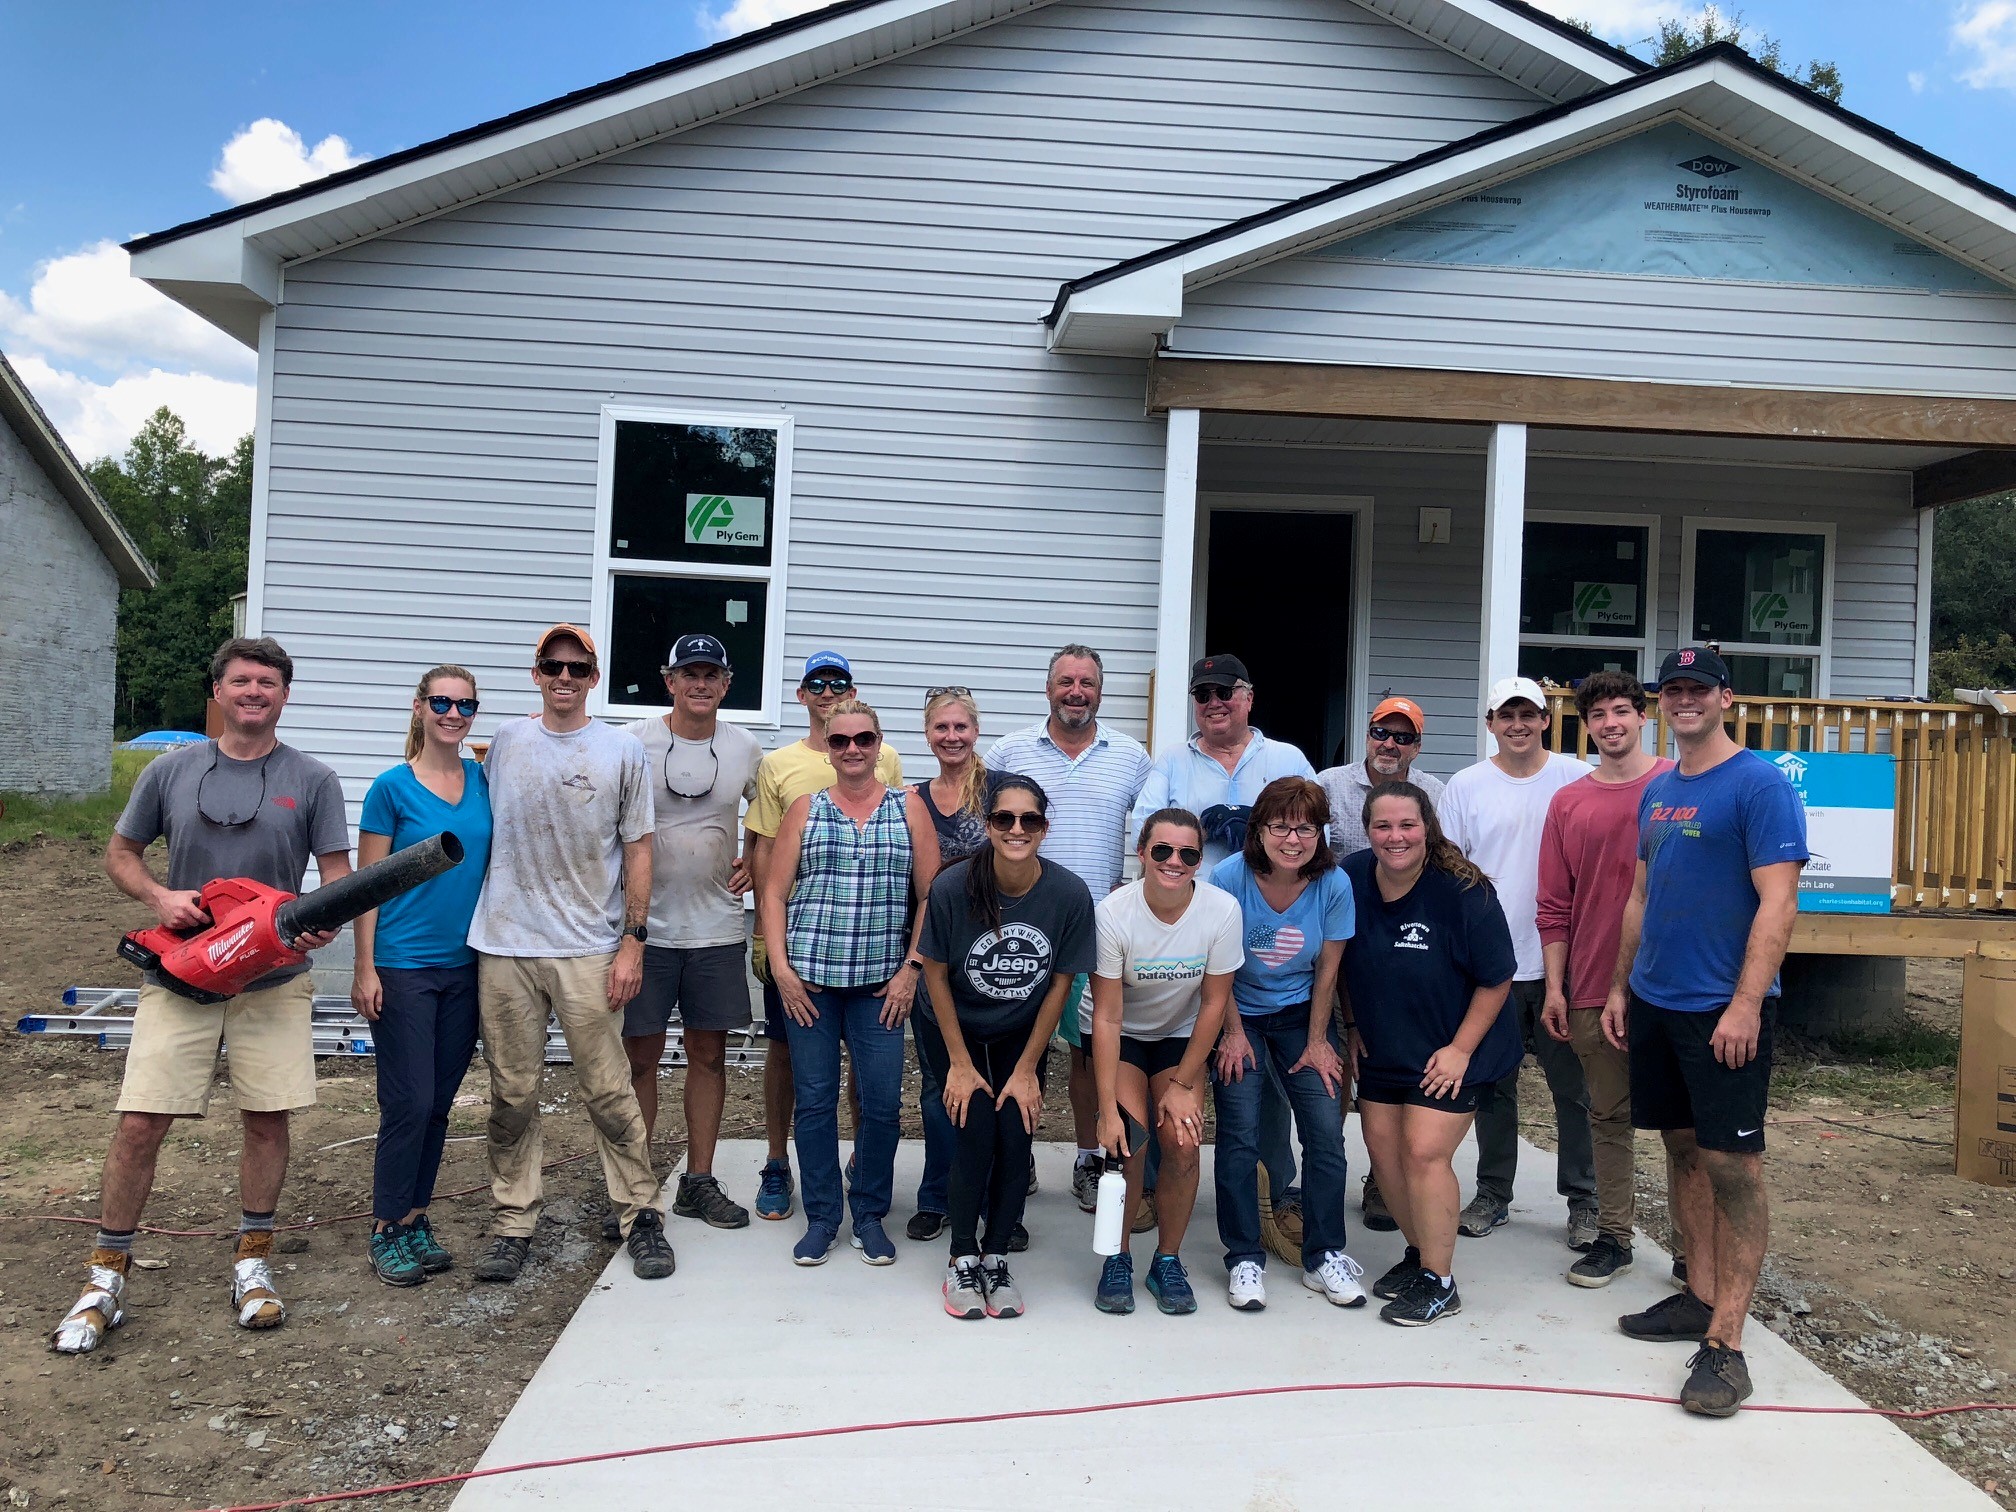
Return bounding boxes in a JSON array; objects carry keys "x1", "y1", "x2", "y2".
[{"x1": 406, "y1": 664, "x2": 478, "y2": 761}]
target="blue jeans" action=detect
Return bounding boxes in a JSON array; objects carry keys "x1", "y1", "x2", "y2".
[
  {"x1": 784, "y1": 987, "x2": 907, "y2": 1232},
  {"x1": 1212, "y1": 1004, "x2": 1348, "y2": 1270},
  {"x1": 371, "y1": 963, "x2": 481, "y2": 1223},
  {"x1": 1256, "y1": 1054, "x2": 1298, "y2": 1196},
  {"x1": 910, "y1": 999, "x2": 956, "y2": 1214}
]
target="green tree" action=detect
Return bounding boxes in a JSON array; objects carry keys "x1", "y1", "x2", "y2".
[
  {"x1": 1561, "y1": 7, "x2": 1843, "y2": 101},
  {"x1": 88, "y1": 410, "x2": 253, "y2": 736},
  {"x1": 1928, "y1": 492, "x2": 2016, "y2": 698}
]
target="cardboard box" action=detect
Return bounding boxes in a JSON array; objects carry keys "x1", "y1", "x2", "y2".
[{"x1": 1956, "y1": 945, "x2": 2016, "y2": 1188}]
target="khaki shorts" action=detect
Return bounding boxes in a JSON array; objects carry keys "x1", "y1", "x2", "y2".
[{"x1": 117, "y1": 975, "x2": 318, "y2": 1116}]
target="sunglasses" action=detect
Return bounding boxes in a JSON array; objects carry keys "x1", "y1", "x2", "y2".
[
  {"x1": 825, "y1": 730, "x2": 880, "y2": 751},
  {"x1": 1147, "y1": 842, "x2": 1203, "y2": 867},
  {"x1": 196, "y1": 746, "x2": 272, "y2": 828},
  {"x1": 986, "y1": 809, "x2": 1048, "y2": 834},
  {"x1": 802, "y1": 675, "x2": 854, "y2": 695},
  {"x1": 537, "y1": 658, "x2": 595, "y2": 679},
  {"x1": 1192, "y1": 684, "x2": 1240, "y2": 705},
  {"x1": 427, "y1": 695, "x2": 479, "y2": 717},
  {"x1": 665, "y1": 736, "x2": 718, "y2": 801},
  {"x1": 1367, "y1": 725, "x2": 1420, "y2": 747}
]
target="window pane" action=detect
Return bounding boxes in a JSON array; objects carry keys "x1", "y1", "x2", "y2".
[
  {"x1": 610, "y1": 421, "x2": 777, "y2": 568},
  {"x1": 1692, "y1": 530, "x2": 1824, "y2": 647},
  {"x1": 1520, "y1": 521, "x2": 1648, "y2": 641},
  {"x1": 1520, "y1": 644, "x2": 1642, "y2": 687},
  {"x1": 607, "y1": 574, "x2": 767, "y2": 711},
  {"x1": 1725, "y1": 653, "x2": 1816, "y2": 698}
]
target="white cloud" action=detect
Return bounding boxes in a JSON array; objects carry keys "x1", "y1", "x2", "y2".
[
  {"x1": 0, "y1": 240, "x2": 252, "y2": 376},
  {"x1": 1909, "y1": 69, "x2": 1929, "y2": 92},
  {"x1": 8, "y1": 353, "x2": 253, "y2": 463},
  {"x1": 209, "y1": 117, "x2": 367, "y2": 205},
  {"x1": 700, "y1": 0, "x2": 831, "y2": 42},
  {"x1": 1954, "y1": 1, "x2": 2016, "y2": 88}
]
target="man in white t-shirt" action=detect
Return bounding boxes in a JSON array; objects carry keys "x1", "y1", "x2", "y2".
[{"x1": 1437, "y1": 676, "x2": 1597, "y2": 1248}]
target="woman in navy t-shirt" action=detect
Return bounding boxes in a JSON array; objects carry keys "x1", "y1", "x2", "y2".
[{"x1": 1340, "y1": 781, "x2": 1516, "y2": 1328}]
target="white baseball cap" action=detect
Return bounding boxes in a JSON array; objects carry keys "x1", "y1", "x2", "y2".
[{"x1": 1486, "y1": 675, "x2": 1548, "y2": 714}]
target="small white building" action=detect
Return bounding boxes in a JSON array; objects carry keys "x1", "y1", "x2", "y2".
[{"x1": 124, "y1": 0, "x2": 2016, "y2": 795}]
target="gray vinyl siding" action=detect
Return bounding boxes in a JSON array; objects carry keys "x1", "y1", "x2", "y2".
[
  {"x1": 1198, "y1": 443, "x2": 1919, "y2": 778},
  {"x1": 1173, "y1": 257, "x2": 2016, "y2": 397},
  {"x1": 259, "y1": 0, "x2": 1542, "y2": 805}
]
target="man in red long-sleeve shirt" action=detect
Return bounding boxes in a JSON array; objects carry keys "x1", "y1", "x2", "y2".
[{"x1": 1537, "y1": 670, "x2": 1672, "y2": 1288}]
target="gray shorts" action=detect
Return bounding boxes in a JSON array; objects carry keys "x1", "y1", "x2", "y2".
[{"x1": 623, "y1": 944, "x2": 751, "y2": 1037}]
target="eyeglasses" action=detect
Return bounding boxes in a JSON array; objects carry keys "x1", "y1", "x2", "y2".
[
  {"x1": 537, "y1": 658, "x2": 595, "y2": 679},
  {"x1": 427, "y1": 695, "x2": 479, "y2": 717},
  {"x1": 1367, "y1": 725, "x2": 1420, "y2": 747},
  {"x1": 1146, "y1": 842, "x2": 1203, "y2": 867},
  {"x1": 825, "y1": 730, "x2": 880, "y2": 751},
  {"x1": 196, "y1": 746, "x2": 272, "y2": 827},
  {"x1": 1192, "y1": 683, "x2": 1244, "y2": 705},
  {"x1": 925, "y1": 685, "x2": 972, "y2": 700},
  {"x1": 802, "y1": 675, "x2": 854, "y2": 695},
  {"x1": 664, "y1": 736, "x2": 719, "y2": 801},
  {"x1": 1263, "y1": 822, "x2": 1319, "y2": 841},
  {"x1": 986, "y1": 809, "x2": 1048, "y2": 834}
]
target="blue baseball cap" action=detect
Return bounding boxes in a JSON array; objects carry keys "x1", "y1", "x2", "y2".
[{"x1": 802, "y1": 650, "x2": 852, "y2": 680}]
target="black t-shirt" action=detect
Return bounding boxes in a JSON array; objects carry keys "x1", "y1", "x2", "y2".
[
  {"x1": 1339, "y1": 850, "x2": 1521, "y2": 1087},
  {"x1": 918, "y1": 857, "x2": 1096, "y2": 1038}
]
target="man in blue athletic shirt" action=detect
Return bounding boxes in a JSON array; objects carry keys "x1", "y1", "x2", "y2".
[{"x1": 1603, "y1": 647, "x2": 1807, "y2": 1420}]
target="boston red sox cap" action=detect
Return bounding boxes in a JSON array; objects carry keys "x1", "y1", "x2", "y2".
[{"x1": 1657, "y1": 646, "x2": 1731, "y2": 688}]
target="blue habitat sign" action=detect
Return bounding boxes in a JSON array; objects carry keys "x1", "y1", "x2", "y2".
[{"x1": 1767, "y1": 752, "x2": 1895, "y2": 915}]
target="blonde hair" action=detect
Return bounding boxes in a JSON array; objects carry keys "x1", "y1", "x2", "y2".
[
  {"x1": 405, "y1": 664, "x2": 479, "y2": 761},
  {"x1": 824, "y1": 696, "x2": 881, "y2": 735},
  {"x1": 923, "y1": 688, "x2": 985, "y2": 817}
]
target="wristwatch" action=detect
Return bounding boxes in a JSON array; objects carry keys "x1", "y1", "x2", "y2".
[
  {"x1": 623, "y1": 924, "x2": 649, "y2": 944},
  {"x1": 906, "y1": 958, "x2": 925, "y2": 972}
]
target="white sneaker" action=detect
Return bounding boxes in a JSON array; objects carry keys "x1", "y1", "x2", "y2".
[
  {"x1": 1227, "y1": 1259, "x2": 1267, "y2": 1311},
  {"x1": 1303, "y1": 1250, "x2": 1368, "y2": 1308}
]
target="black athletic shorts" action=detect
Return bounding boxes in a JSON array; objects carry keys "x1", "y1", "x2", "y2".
[
  {"x1": 1355, "y1": 1074, "x2": 1490, "y2": 1115},
  {"x1": 1628, "y1": 992, "x2": 1775, "y2": 1154},
  {"x1": 1119, "y1": 1034, "x2": 1190, "y2": 1078},
  {"x1": 623, "y1": 944, "x2": 751, "y2": 1038}
]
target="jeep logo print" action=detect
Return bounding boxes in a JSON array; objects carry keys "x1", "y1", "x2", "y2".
[{"x1": 1678, "y1": 154, "x2": 1741, "y2": 179}]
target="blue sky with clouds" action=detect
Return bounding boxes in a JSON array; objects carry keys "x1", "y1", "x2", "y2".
[{"x1": 3, "y1": 0, "x2": 2014, "y2": 459}]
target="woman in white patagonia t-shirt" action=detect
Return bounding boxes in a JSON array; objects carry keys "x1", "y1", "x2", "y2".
[{"x1": 1089, "y1": 807, "x2": 1243, "y2": 1318}]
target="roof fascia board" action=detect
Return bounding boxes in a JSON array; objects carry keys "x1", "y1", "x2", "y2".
[
  {"x1": 0, "y1": 355, "x2": 157, "y2": 589},
  {"x1": 1352, "y1": 0, "x2": 1642, "y2": 97}
]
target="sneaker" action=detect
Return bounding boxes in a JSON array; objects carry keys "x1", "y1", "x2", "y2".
[
  {"x1": 1007, "y1": 1223, "x2": 1029, "y2": 1254},
  {"x1": 943, "y1": 1256, "x2": 986, "y2": 1319},
  {"x1": 625, "y1": 1209, "x2": 676, "y2": 1280},
  {"x1": 673, "y1": 1173, "x2": 750, "y2": 1230},
  {"x1": 407, "y1": 1214, "x2": 453, "y2": 1272},
  {"x1": 369, "y1": 1226, "x2": 426, "y2": 1288},
  {"x1": 1227, "y1": 1259, "x2": 1267, "y2": 1312},
  {"x1": 755, "y1": 1159, "x2": 795, "y2": 1221},
  {"x1": 1566, "y1": 1205, "x2": 1601, "y2": 1253},
  {"x1": 1372, "y1": 1246, "x2": 1422, "y2": 1301},
  {"x1": 1681, "y1": 1343, "x2": 1754, "y2": 1417},
  {"x1": 1618, "y1": 1289, "x2": 1713, "y2": 1343},
  {"x1": 793, "y1": 1223, "x2": 837, "y2": 1266},
  {"x1": 1671, "y1": 1255, "x2": 1689, "y2": 1291},
  {"x1": 1567, "y1": 1234, "x2": 1634, "y2": 1289},
  {"x1": 1132, "y1": 1191, "x2": 1157, "y2": 1235},
  {"x1": 906, "y1": 1210, "x2": 947, "y2": 1242},
  {"x1": 1302, "y1": 1250, "x2": 1369, "y2": 1309},
  {"x1": 1072, "y1": 1158, "x2": 1099, "y2": 1213},
  {"x1": 851, "y1": 1218, "x2": 897, "y2": 1265},
  {"x1": 600, "y1": 1212, "x2": 621, "y2": 1244},
  {"x1": 474, "y1": 1236, "x2": 530, "y2": 1283},
  {"x1": 1095, "y1": 1252, "x2": 1135, "y2": 1314},
  {"x1": 981, "y1": 1255, "x2": 1023, "y2": 1318},
  {"x1": 1381, "y1": 1270, "x2": 1462, "y2": 1327},
  {"x1": 1458, "y1": 1194, "x2": 1509, "y2": 1238},
  {"x1": 1360, "y1": 1174, "x2": 1399, "y2": 1233},
  {"x1": 1145, "y1": 1252, "x2": 1197, "y2": 1315}
]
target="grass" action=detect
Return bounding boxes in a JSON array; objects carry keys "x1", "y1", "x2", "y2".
[
  {"x1": 0, "y1": 748, "x2": 158, "y2": 846},
  {"x1": 1772, "y1": 1019, "x2": 1961, "y2": 1112}
]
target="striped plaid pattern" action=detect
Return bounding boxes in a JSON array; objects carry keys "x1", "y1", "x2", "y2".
[{"x1": 785, "y1": 788, "x2": 914, "y2": 988}]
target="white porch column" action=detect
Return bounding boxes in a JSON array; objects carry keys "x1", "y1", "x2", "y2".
[
  {"x1": 1478, "y1": 421, "x2": 1527, "y2": 759},
  {"x1": 1153, "y1": 407, "x2": 1201, "y2": 756}
]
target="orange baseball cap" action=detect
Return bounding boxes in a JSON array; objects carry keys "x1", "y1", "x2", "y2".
[
  {"x1": 534, "y1": 623, "x2": 598, "y2": 660},
  {"x1": 1371, "y1": 696, "x2": 1426, "y2": 730}
]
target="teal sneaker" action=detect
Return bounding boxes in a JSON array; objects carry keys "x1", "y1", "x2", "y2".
[
  {"x1": 407, "y1": 1214, "x2": 453, "y2": 1272},
  {"x1": 369, "y1": 1225, "x2": 426, "y2": 1288},
  {"x1": 756, "y1": 1159, "x2": 795, "y2": 1221},
  {"x1": 1095, "y1": 1252, "x2": 1135, "y2": 1314},
  {"x1": 1145, "y1": 1252, "x2": 1197, "y2": 1315}
]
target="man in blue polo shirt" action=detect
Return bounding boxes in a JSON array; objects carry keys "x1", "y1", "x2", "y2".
[{"x1": 1604, "y1": 647, "x2": 1806, "y2": 1420}]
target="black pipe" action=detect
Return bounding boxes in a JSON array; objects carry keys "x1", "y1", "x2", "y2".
[{"x1": 278, "y1": 831, "x2": 463, "y2": 940}]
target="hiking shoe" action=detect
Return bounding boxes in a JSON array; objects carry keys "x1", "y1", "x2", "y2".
[
  {"x1": 907, "y1": 1210, "x2": 947, "y2": 1242},
  {"x1": 1132, "y1": 1191, "x2": 1157, "y2": 1235},
  {"x1": 1303, "y1": 1250, "x2": 1369, "y2": 1309},
  {"x1": 474, "y1": 1236, "x2": 530, "y2": 1284},
  {"x1": 1360, "y1": 1174, "x2": 1398, "y2": 1233},
  {"x1": 1145, "y1": 1253, "x2": 1197, "y2": 1315},
  {"x1": 1381, "y1": 1271, "x2": 1461, "y2": 1327},
  {"x1": 1566, "y1": 1205, "x2": 1601, "y2": 1253},
  {"x1": 1373, "y1": 1247, "x2": 1422, "y2": 1301},
  {"x1": 626, "y1": 1209, "x2": 676, "y2": 1280},
  {"x1": 1095, "y1": 1252, "x2": 1135, "y2": 1314},
  {"x1": 1618, "y1": 1289, "x2": 1713, "y2": 1343},
  {"x1": 1227, "y1": 1259, "x2": 1267, "y2": 1311},
  {"x1": 981, "y1": 1255, "x2": 1023, "y2": 1318},
  {"x1": 755, "y1": 1159, "x2": 795, "y2": 1221},
  {"x1": 793, "y1": 1223, "x2": 837, "y2": 1266},
  {"x1": 408, "y1": 1214, "x2": 452, "y2": 1272},
  {"x1": 1681, "y1": 1344, "x2": 1754, "y2": 1417},
  {"x1": 600, "y1": 1212, "x2": 622, "y2": 1244},
  {"x1": 851, "y1": 1218, "x2": 897, "y2": 1266},
  {"x1": 1072, "y1": 1158, "x2": 1099, "y2": 1213},
  {"x1": 943, "y1": 1256, "x2": 986, "y2": 1319},
  {"x1": 1006, "y1": 1223, "x2": 1029, "y2": 1254},
  {"x1": 1458, "y1": 1194, "x2": 1509, "y2": 1237},
  {"x1": 1567, "y1": 1234, "x2": 1634, "y2": 1289},
  {"x1": 369, "y1": 1226, "x2": 426, "y2": 1288},
  {"x1": 1671, "y1": 1255, "x2": 1689, "y2": 1291},
  {"x1": 674, "y1": 1173, "x2": 750, "y2": 1230}
]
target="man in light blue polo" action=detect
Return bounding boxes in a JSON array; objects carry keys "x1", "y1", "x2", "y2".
[{"x1": 985, "y1": 643, "x2": 1151, "y2": 1209}]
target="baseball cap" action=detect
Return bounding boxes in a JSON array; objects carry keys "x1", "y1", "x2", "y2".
[
  {"x1": 1189, "y1": 653, "x2": 1251, "y2": 691},
  {"x1": 1485, "y1": 675, "x2": 1548, "y2": 714},
  {"x1": 1657, "y1": 646, "x2": 1731, "y2": 688},
  {"x1": 803, "y1": 649, "x2": 852, "y2": 680},
  {"x1": 1371, "y1": 696, "x2": 1426, "y2": 731},
  {"x1": 667, "y1": 633, "x2": 730, "y2": 671},
  {"x1": 534, "y1": 623, "x2": 598, "y2": 661}
]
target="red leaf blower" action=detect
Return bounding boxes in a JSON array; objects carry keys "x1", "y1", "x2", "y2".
[{"x1": 117, "y1": 831, "x2": 465, "y2": 1004}]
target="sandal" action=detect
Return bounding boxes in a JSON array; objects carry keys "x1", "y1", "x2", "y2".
[
  {"x1": 231, "y1": 1232, "x2": 287, "y2": 1330},
  {"x1": 52, "y1": 1252, "x2": 130, "y2": 1355}
]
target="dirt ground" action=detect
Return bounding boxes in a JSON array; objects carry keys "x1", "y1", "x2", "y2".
[{"x1": 1, "y1": 834, "x2": 2013, "y2": 1509}]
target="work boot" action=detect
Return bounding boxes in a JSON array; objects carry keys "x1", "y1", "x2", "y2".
[
  {"x1": 52, "y1": 1250, "x2": 130, "y2": 1355},
  {"x1": 231, "y1": 1231, "x2": 287, "y2": 1330}
]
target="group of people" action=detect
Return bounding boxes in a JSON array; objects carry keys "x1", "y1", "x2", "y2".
[{"x1": 53, "y1": 627, "x2": 1805, "y2": 1421}]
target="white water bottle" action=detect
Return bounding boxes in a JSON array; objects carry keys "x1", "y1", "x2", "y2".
[{"x1": 1091, "y1": 1158, "x2": 1128, "y2": 1256}]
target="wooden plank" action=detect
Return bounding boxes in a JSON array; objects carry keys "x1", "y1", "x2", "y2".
[
  {"x1": 1148, "y1": 358, "x2": 2016, "y2": 446},
  {"x1": 1788, "y1": 914, "x2": 2016, "y2": 958},
  {"x1": 1913, "y1": 448, "x2": 2016, "y2": 509}
]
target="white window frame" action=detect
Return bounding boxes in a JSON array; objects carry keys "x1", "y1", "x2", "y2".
[
  {"x1": 1678, "y1": 516, "x2": 1836, "y2": 696},
  {"x1": 588, "y1": 404, "x2": 794, "y2": 727},
  {"x1": 1517, "y1": 509, "x2": 1660, "y2": 683}
]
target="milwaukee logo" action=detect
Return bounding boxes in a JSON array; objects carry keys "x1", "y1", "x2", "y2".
[{"x1": 204, "y1": 920, "x2": 259, "y2": 968}]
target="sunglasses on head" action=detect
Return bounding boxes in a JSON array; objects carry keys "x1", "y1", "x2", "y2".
[
  {"x1": 427, "y1": 695, "x2": 479, "y2": 717},
  {"x1": 1147, "y1": 842, "x2": 1204, "y2": 867},
  {"x1": 1192, "y1": 684, "x2": 1239, "y2": 705},
  {"x1": 1367, "y1": 725, "x2": 1419, "y2": 747},
  {"x1": 986, "y1": 809, "x2": 1048, "y2": 834},
  {"x1": 537, "y1": 658, "x2": 595, "y2": 679},
  {"x1": 825, "y1": 729, "x2": 880, "y2": 751},
  {"x1": 802, "y1": 675, "x2": 853, "y2": 695},
  {"x1": 926, "y1": 685, "x2": 972, "y2": 700}
]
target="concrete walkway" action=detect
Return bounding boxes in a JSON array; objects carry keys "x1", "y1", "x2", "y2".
[{"x1": 453, "y1": 1135, "x2": 1991, "y2": 1510}]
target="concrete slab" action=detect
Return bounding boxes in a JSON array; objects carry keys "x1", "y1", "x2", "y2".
[{"x1": 453, "y1": 1135, "x2": 1991, "y2": 1510}]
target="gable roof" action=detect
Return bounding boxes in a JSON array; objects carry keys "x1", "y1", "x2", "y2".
[
  {"x1": 126, "y1": 0, "x2": 1639, "y2": 346},
  {"x1": 0, "y1": 352, "x2": 156, "y2": 590},
  {"x1": 1047, "y1": 42, "x2": 2016, "y2": 354}
]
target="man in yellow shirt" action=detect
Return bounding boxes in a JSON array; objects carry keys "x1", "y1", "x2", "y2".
[{"x1": 744, "y1": 651, "x2": 902, "y2": 1219}]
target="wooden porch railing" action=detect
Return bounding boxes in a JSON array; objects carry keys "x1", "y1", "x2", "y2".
[{"x1": 1544, "y1": 691, "x2": 2016, "y2": 913}]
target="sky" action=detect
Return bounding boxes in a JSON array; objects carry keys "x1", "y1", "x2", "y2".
[{"x1": 2, "y1": 0, "x2": 2014, "y2": 463}]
